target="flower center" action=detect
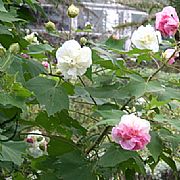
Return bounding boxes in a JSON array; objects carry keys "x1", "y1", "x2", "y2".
[{"x1": 141, "y1": 34, "x2": 154, "y2": 44}]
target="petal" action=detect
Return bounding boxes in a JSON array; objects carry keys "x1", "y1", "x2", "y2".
[{"x1": 120, "y1": 139, "x2": 136, "y2": 150}]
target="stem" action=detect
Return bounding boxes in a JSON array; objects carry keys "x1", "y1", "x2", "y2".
[
  {"x1": 120, "y1": 97, "x2": 134, "y2": 111},
  {"x1": 151, "y1": 55, "x2": 160, "y2": 68},
  {"x1": 0, "y1": 113, "x2": 17, "y2": 128},
  {"x1": 0, "y1": 117, "x2": 19, "y2": 142},
  {"x1": 78, "y1": 76, "x2": 97, "y2": 106},
  {"x1": 42, "y1": 72, "x2": 63, "y2": 78},
  {"x1": 20, "y1": 132, "x2": 49, "y2": 138},
  {"x1": 71, "y1": 100, "x2": 94, "y2": 106},
  {"x1": 147, "y1": 50, "x2": 178, "y2": 82},
  {"x1": 69, "y1": 109, "x2": 99, "y2": 122},
  {"x1": 48, "y1": 60, "x2": 52, "y2": 75},
  {"x1": 147, "y1": 63, "x2": 166, "y2": 82},
  {"x1": 85, "y1": 126, "x2": 110, "y2": 154},
  {"x1": 167, "y1": 65, "x2": 180, "y2": 72},
  {"x1": 92, "y1": 68, "x2": 106, "y2": 74},
  {"x1": 69, "y1": 18, "x2": 72, "y2": 40},
  {"x1": 55, "y1": 78, "x2": 61, "y2": 87}
]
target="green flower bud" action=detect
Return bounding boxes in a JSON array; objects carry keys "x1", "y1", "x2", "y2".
[
  {"x1": 147, "y1": 110, "x2": 156, "y2": 119},
  {"x1": 67, "y1": 4, "x2": 79, "y2": 18},
  {"x1": 9, "y1": 43, "x2": 20, "y2": 54},
  {"x1": 45, "y1": 21, "x2": 56, "y2": 32},
  {"x1": 80, "y1": 37, "x2": 88, "y2": 45},
  {"x1": 24, "y1": 32, "x2": 39, "y2": 44},
  {"x1": 0, "y1": 44, "x2": 6, "y2": 57},
  {"x1": 85, "y1": 22, "x2": 93, "y2": 30},
  {"x1": 37, "y1": 136, "x2": 43, "y2": 142}
]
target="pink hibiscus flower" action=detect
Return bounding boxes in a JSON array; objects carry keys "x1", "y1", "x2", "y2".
[{"x1": 112, "y1": 114, "x2": 151, "y2": 151}]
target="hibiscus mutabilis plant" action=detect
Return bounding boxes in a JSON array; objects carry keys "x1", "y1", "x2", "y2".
[{"x1": 0, "y1": 1, "x2": 179, "y2": 179}]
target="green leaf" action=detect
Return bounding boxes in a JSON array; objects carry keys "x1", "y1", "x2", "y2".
[
  {"x1": 147, "y1": 132, "x2": 163, "y2": 162},
  {"x1": 96, "y1": 109, "x2": 125, "y2": 126},
  {"x1": 96, "y1": 109, "x2": 125, "y2": 120},
  {"x1": 48, "y1": 136, "x2": 78, "y2": 156},
  {"x1": 146, "y1": 81, "x2": 165, "y2": 93},
  {"x1": 148, "y1": 97, "x2": 169, "y2": 109},
  {"x1": 125, "y1": 168, "x2": 135, "y2": 180},
  {"x1": 11, "y1": 82, "x2": 32, "y2": 98},
  {"x1": 39, "y1": 173, "x2": 59, "y2": 180},
  {"x1": 55, "y1": 151, "x2": 97, "y2": 180},
  {"x1": 158, "y1": 87, "x2": 180, "y2": 101},
  {"x1": 35, "y1": 111, "x2": 86, "y2": 137},
  {"x1": 160, "y1": 153, "x2": 177, "y2": 172},
  {"x1": 127, "y1": 48, "x2": 151, "y2": 55},
  {"x1": 13, "y1": 172, "x2": 26, "y2": 180},
  {"x1": 26, "y1": 77, "x2": 69, "y2": 116},
  {"x1": 86, "y1": 76, "x2": 164, "y2": 100},
  {"x1": 0, "y1": 92, "x2": 26, "y2": 109},
  {"x1": 154, "y1": 114, "x2": 180, "y2": 131},
  {"x1": 98, "y1": 144, "x2": 145, "y2": 174},
  {"x1": 86, "y1": 84, "x2": 129, "y2": 99},
  {"x1": 28, "y1": 44, "x2": 54, "y2": 55},
  {"x1": 62, "y1": 81, "x2": 75, "y2": 95},
  {"x1": 123, "y1": 79, "x2": 146, "y2": 97},
  {"x1": 0, "y1": 105, "x2": 20, "y2": 124},
  {"x1": 85, "y1": 66, "x2": 92, "y2": 81},
  {"x1": 105, "y1": 36, "x2": 125, "y2": 50},
  {"x1": 0, "y1": 141, "x2": 26, "y2": 166},
  {"x1": 0, "y1": 0, "x2": 7, "y2": 12},
  {"x1": 92, "y1": 50, "x2": 118, "y2": 70},
  {"x1": 0, "y1": 53, "x2": 14, "y2": 72},
  {"x1": 96, "y1": 119, "x2": 119, "y2": 126},
  {"x1": 9, "y1": 57, "x2": 46, "y2": 83},
  {"x1": 0, "y1": 11, "x2": 22, "y2": 22},
  {"x1": 0, "y1": 25, "x2": 12, "y2": 35},
  {"x1": 137, "y1": 53, "x2": 152, "y2": 63}
]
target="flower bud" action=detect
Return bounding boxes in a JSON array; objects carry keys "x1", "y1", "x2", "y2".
[
  {"x1": 9, "y1": 43, "x2": 20, "y2": 54},
  {"x1": 162, "y1": 49, "x2": 178, "y2": 65},
  {"x1": 26, "y1": 138, "x2": 34, "y2": 144},
  {"x1": 0, "y1": 44, "x2": 6, "y2": 57},
  {"x1": 21, "y1": 53, "x2": 29, "y2": 59},
  {"x1": 67, "y1": 4, "x2": 79, "y2": 18},
  {"x1": 42, "y1": 61, "x2": 49, "y2": 69},
  {"x1": 85, "y1": 22, "x2": 93, "y2": 30},
  {"x1": 111, "y1": 34, "x2": 119, "y2": 40},
  {"x1": 147, "y1": 110, "x2": 156, "y2": 119},
  {"x1": 80, "y1": 37, "x2": 87, "y2": 45},
  {"x1": 24, "y1": 32, "x2": 39, "y2": 44},
  {"x1": 45, "y1": 21, "x2": 56, "y2": 32}
]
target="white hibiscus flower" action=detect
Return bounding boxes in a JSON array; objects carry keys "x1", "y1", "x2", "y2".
[
  {"x1": 56, "y1": 40, "x2": 92, "y2": 79},
  {"x1": 26, "y1": 130, "x2": 49, "y2": 158},
  {"x1": 131, "y1": 25, "x2": 161, "y2": 52}
]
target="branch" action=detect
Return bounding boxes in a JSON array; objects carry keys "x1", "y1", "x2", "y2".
[
  {"x1": 147, "y1": 49, "x2": 178, "y2": 82},
  {"x1": 85, "y1": 126, "x2": 110, "y2": 154},
  {"x1": 120, "y1": 97, "x2": 134, "y2": 111},
  {"x1": 0, "y1": 113, "x2": 17, "y2": 128},
  {"x1": 42, "y1": 72, "x2": 63, "y2": 78},
  {"x1": 114, "y1": 15, "x2": 155, "y2": 30},
  {"x1": 20, "y1": 132, "x2": 49, "y2": 138},
  {"x1": 78, "y1": 76, "x2": 97, "y2": 106},
  {"x1": 71, "y1": 99, "x2": 94, "y2": 106},
  {"x1": 69, "y1": 109, "x2": 99, "y2": 122},
  {"x1": 0, "y1": 116, "x2": 19, "y2": 142}
]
